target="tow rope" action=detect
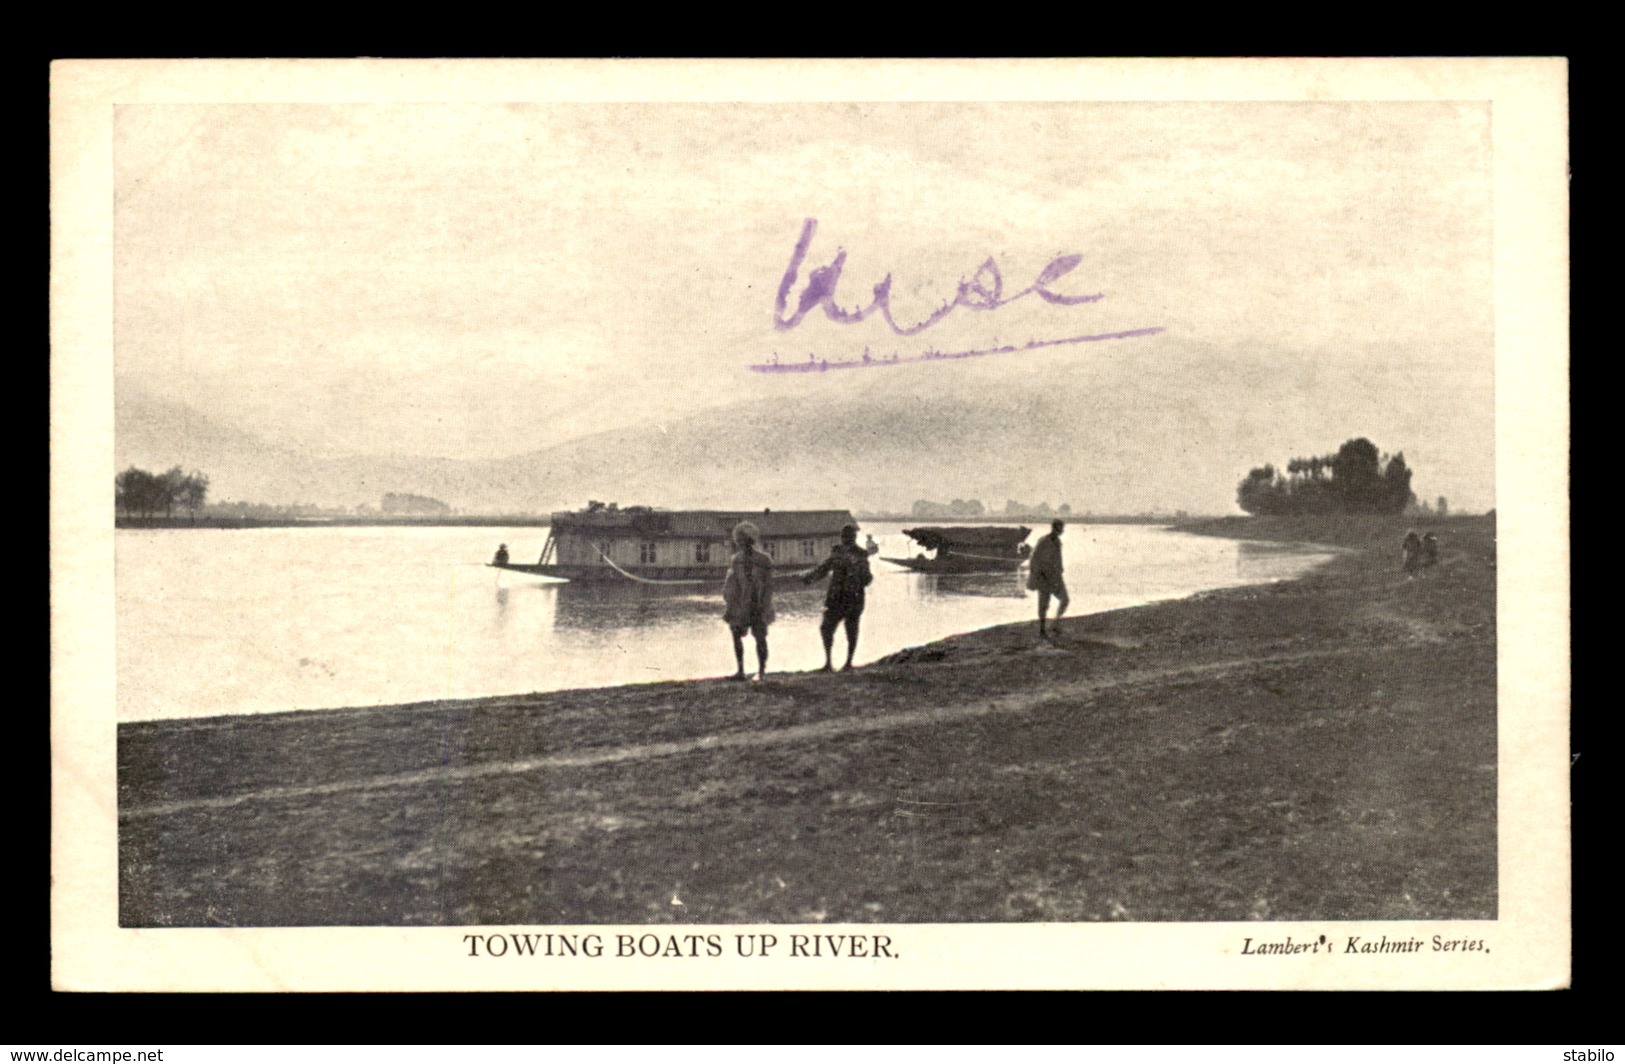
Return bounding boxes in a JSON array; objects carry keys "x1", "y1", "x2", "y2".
[
  {"x1": 591, "y1": 543, "x2": 818, "y2": 586},
  {"x1": 592, "y1": 543, "x2": 712, "y2": 585}
]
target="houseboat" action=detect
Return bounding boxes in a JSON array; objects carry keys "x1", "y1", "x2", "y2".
[
  {"x1": 491, "y1": 504, "x2": 859, "y2": 585},
  {"x1": 883, "y1": 525, "x2": 1032, "y2": 573}
]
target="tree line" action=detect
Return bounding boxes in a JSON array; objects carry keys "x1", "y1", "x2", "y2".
[
  {"x1": 1237, "y1": 438, "x2": 1415, "y2": 516},
  {"x1": 912, "y1": 498, "x2": 1074, "y2": 519},
  {"x1": 381, "y1": 492, "x2": 451, "y2": 515},
  {"x1": 116, "y1": 466, "x2": 209, "y2": 518}
]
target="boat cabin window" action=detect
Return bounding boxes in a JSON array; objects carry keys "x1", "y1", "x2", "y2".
[
  {"x1": 639, "y1": 542, "x2": 658, "y2": 564},
  {"x1": 695, "y1": 542, "x2": 711, "y2": 564},
  {"x1": 801, "y1": 539, "x2": 818, "y2": 559}
]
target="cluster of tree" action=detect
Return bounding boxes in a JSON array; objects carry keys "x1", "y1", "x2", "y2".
[
  {"x1": 381, "y1": 492, "x2": 452, "y2": 515},
  {"x1": 116, "y1": 466, "x2": 209, "y2": 518},
  {"x1": 912, "y1": 498, "x2": 986, "y2": 518},
  {"x1": 1410, "y1": 495, "x2": 1450, "y2": 518},
  {"x1": 911, "y1": 498, "x2": 1076, "y2": 518},
  {"x1": 1002, "y1": 500, "x2": 1072, "y2": 517},
  {"x1": 211, "y1": 500, "x2": 355, "y2": 518},
  {"x1": 1236, "y1": 438, "x2": 1415, "y2": 516}
]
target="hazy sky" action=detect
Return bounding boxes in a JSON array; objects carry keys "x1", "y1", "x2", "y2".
[{"x1": 116, "y1": 101, "x2": 1494, "y2": 507}]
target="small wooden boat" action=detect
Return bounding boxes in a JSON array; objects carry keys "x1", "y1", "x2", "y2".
[
  {"x1": 882, "y1": 525, "x2": 1032, "y2": 573},
  {"x1": 489, "y1": 504, "x2": 858, "y2": 585}
]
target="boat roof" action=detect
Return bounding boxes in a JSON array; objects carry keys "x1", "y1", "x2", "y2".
[
  {"x1": 552, "y1": 508, "x2": 857, "y2": 537},
  {"x1": 904, "y1": 525, "x2": 1032, "y2": 550}
]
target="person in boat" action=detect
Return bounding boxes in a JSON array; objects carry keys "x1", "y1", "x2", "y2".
[
  {"x1": 804, "y1": 523, "x2": 874, "y2": 672},
  {"x1": 1401, "y1": 530, "x2": 1423, "y2": 578},
  {"x1": 1028, "y1": 519, "x2": 1069, "y2": 641},
  {"x1": 493, "y1": 543, "x2": 509, "y2": 566},
  {"x1": 723, "y1": 521, "x2": 775, "y2": 681},
  {"x1": 864, "y1": 533, "x2": 880, "y2": 557}
]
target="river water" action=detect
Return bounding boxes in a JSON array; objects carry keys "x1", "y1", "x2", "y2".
[{"x1": 115, "y1": 522, "x2": 1332, "y2": 721}]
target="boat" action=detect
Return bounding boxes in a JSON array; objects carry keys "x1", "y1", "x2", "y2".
[
  {"x1": 882, "y1": 525, "x2": 1032, "y2": 573},
  {"x1": 490, "y1": 503, "x2": 859, "y2": 585}
]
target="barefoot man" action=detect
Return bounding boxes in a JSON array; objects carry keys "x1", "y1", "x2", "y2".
[
  {"x1": 1028, "y1": 519, "x2": 1070, "y2": 642},
  {"x1": 723, "y1": 521, "x2": 774, "y2": 680},
  {"x1": 804, "y1": 523, "x2": 874, "y2": 671}
]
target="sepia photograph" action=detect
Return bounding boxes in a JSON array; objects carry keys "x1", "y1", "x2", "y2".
[{"x1": 52, "y1": 58, "x2": 1568, "y2": 990}]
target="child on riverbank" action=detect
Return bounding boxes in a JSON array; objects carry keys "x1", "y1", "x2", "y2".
[
  {"x1": 804, "y1": 524, "x2": 874, "y2": 672},
  {"x1": 1029, "y1": 520, "x2": 1070, "y2": 642},
  {"x1": 723, "y1": 521, "x2": 775, "y2": 681}
]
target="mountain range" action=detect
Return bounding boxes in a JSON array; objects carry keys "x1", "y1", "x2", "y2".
[{"x1": 115, "y1": 344, "x2": 1489, "y2": 516}]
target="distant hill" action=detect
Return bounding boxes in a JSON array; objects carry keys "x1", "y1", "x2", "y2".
[
  {"x1": 116, "y1": 344, "x2": 1489, "y2": 515},
  {"x1": 115, "y1": 381, "x2": 485, "y2": 510},
  {"x1": 470, "y1": 347, "x2": 1387, "y2": 515}
]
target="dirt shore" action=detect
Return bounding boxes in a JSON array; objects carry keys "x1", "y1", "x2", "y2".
[{"x1": 119, "y1": 514, "x2": 1496, "y2": 926}]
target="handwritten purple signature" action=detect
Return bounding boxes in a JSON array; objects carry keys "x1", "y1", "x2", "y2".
[{"x1": 756, "y1": 218, "x2": 1162, "y2": 373}]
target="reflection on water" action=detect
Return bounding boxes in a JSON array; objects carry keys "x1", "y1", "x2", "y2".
[
  {"x1": 1234, "y1": 539, "x2": 1340, "y2": 582},
  {"x1": 910, "y1": 572, "x2": 1031, "y2": 600},
  {"x1": 549, "y1": 565, "x2": 1031, "y2": 628},
  {"x1": 551, "y1": 580, "x2": 752, "y2": 631},
  {"x1": 116, "y1": 522, "x2": 1334, "y2": 721}
]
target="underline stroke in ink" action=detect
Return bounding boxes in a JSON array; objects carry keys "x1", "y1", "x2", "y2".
[
  {"x1": 751, "y1": 330, "x2": 1165, "y2": 374},
  {"x1": 752, "y1": 217, "x2": 1164, "y2": 374}
]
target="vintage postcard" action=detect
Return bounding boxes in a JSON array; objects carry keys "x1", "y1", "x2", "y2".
[{"x1": 52, "y1": 58, "x2": 1569, "y2": 990}]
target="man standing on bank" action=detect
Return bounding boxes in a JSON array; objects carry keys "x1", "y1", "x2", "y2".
[
  {"x1": 723, "y1": 521, "x2": 775, "y2": 681},
  {"x1": 1028, "y1": 519, "x2": 1070, "y2": 642},
  {"x1": 804, "y1": 523, "x2": 874, "y2": 672}
]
